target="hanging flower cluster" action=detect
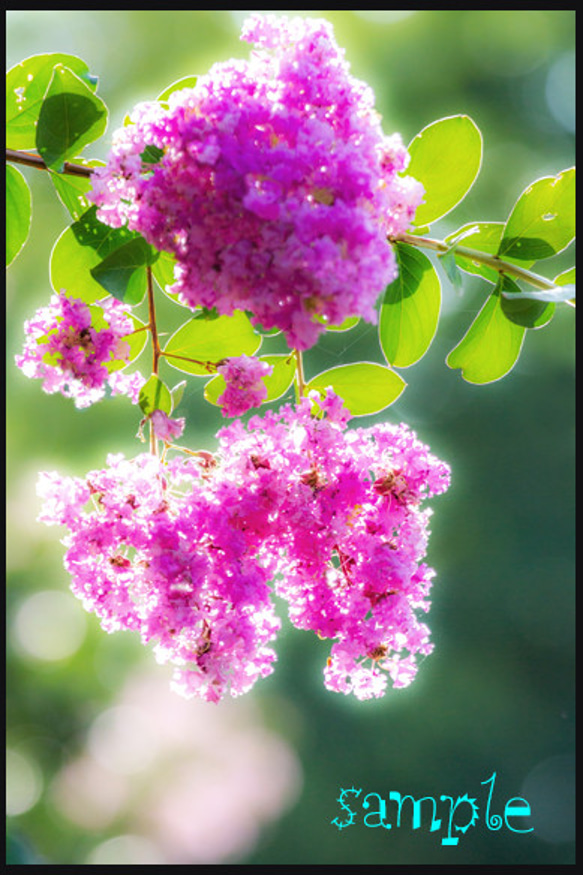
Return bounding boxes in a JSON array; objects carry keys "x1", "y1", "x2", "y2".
[
  {"x1": 216, "y1": 354, "x2": 274, "y2": 417},
  {"x1": 89, "y1": 14, "x2": 424, "y2": 350},
  {"x1": 15, "y1": 292, "x2": 144, "y2": 408},
  {"x1": 38, "y1": 391, "x2": 450, "y2": 703}
]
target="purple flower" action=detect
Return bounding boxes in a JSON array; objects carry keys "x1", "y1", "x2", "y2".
[
  {"x1": 216, "y1": 355, "x2": 273, "y2": 417},
  {"x1": 15, "y1": 292, "x2": 143, "y2": 408},
  {"x1": 38, "y1": 390, "x2": 449, "y2": 702},
  {"x1": 89, "y1": 15, "x2": 424, "y2": 350},
  {"x1": 150, "y1": 410, "x2": 186, "y2": 442}
]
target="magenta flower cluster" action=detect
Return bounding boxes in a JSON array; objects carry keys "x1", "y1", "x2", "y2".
[
  {"x1": 216, "y1": 355, "x2": 273, "y2": 417},
  {"x1": 15, "y1": 292, "x2": 144, "y2": 408},
  {"x1": 38, "y1": 391, "x2": 449, "y2": 703},
  {"x1": 89, "y1": 14, "x2": 424, "y2": 350}
]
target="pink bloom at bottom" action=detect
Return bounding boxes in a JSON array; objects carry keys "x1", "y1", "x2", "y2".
[{"x1": 37, "y1": 390, "x2": 450, "y2": 703}]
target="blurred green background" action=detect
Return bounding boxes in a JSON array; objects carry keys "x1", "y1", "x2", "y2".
[{"x1": 6, "y1": 10, "x2": 575, "y2": 865}]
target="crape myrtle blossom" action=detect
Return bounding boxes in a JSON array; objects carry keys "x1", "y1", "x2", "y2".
[
  {"x1": 89, "y1": 14, "x2": 424, "y2": 350},
  {"x1": 37, "y1": 390, "x2": 450, "y2": 702},
  {"x1": 216, "y1": 355, "x2": 273, "y2": 417},
  {"x1": 15, "y1": 292, "x2": 144, "y2": 408}
]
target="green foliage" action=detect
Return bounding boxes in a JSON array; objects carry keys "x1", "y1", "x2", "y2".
[
  {"x1": 499, "y1": 168, "x2": 575, "y2": 261},
  {"x1": 407, "y1": 115, "x2": 482, "y2": 227},
  {"x1": 90, "y1": 237, "x2": 158, "y2": 305},
  {"x1": 6, "y1": 164, "x2": 31, "y2": 266},
  {"x1": 50, "y1": 206, "x2": 153, "y2": 305},
  {"x1": 306, "y1": 362, "x2": 406, "y2": 415},
  {"x1": 35, "y1": 64, "x2": 108, "y2": 172},
  {"x1": 164, "y1": 311, "x2": 261, "y2": 376},
  {"x1": 139, "y1": 373, "x2": 172, "y2": 416},
  {"x1": 379, "y1": 243, "x2": 441, "y2": 368},
  {"x1": 6, "y1": 53, "x2": 98, "y2": 149},
  {"x1": 446, "y1": 278, "x2": 526, "y2": 383},
  {"x1": 49, "y1": 158, "x2": 104, "y2": 221}
]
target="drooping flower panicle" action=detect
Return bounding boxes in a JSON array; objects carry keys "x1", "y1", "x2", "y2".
[
  {"x1": 216, "y1": 355, "x2": 274, "y2": 417},
  {"x1": 15, "y1": 292, "x2": 144, "y2": 408},
  {"x1": 38, "y1": 391, "x2": 450, "y2": 702},
  {"x1": 89, "y1": 14, "x2": 424, "y2": 350}
]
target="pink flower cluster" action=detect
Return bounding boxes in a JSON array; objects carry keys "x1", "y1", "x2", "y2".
[
  {"x1": 89, "y1": 14, "x2": 424, "y2": 350},
  {"x1": 15, "y1": 292, "x2": 144, "y2": 408},
  {"x1": 217, "y1": 355, "x2": 273, "y2": 417},
  {"x1": 38, "y1": 391, "x2": 449, "y2": 702}
]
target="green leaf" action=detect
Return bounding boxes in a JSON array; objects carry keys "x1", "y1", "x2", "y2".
[
  {"x1": 164, "y1": 311, "x2": 261, "y2": 375},
  {"x1": 446, "y1": 280, "x2": 526, "y2": 383},
  {"x1": 51, "y1": 206, "x2": 147, "y2": 304},
  {"x1": 260, "y1": 354, "x2": 297, "y2": 401},
  {"x1": 306, "y1": 362, "x2": 406, "y2": 416},
  {"x1": 157, "y1": 76, "x2": 197, "y2": 103},
  {"x1": 498, "y1": 168, "x2": 575, "y2": 261},
  {"x1": 6, "y1": 53, "x2": 98, "y2": 150},
  {"x1": 407, "y1": 115, "x2": 482, "y2": 227},
  {"x1": 6, "y1": 165, "x2": 32, "y2": 266},
  {"x1": 499, "y1": 275, "x2": 554, "y2": 329},
  {"x1": 170, "y1": 380, "x2": 187, "y2": 412},
  {"x1": 139, "y1": 374, "x2": 172, "y2": 416},
  {"x1": 90, "y1": 237, "x2": 158, "y2": 305},
  {"x1": 379, "y1": 243, "x2": 440, "y2": 368},
  {"x1": 36, "y1": 65, "x2": 108, "y2": 172},
  {"x1": 49, "y1": 157, "x2": 104, "y2": 221}
]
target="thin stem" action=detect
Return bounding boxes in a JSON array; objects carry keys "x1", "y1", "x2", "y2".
[
  {"x1": 392, "y1": 232, "x2": 559, "y2": 292},
  {"x1": 294, "y1": 348, "x2": 306, "y2": 400},
  {"x1": 6, "y1": 148, "x2": 93, "y2": 178},
  {"x1": 158, "y1": 351, "x2": 218, "y2": 371}
]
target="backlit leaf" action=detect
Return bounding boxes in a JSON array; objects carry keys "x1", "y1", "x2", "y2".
[
  {"x1": 498, "y1": 168, "x2": 575, "y2": 261},
  {"x1": 407, "y1": 115, "x2": 482, "y2": 227},
  {"x1": 36, "y1": 65, "x2": 108, "y2": 172},
  {"x1": 164, "y1": 311, "x2": 261, "y2": 376},
  {"x1": 379, "y1": 243, "x2": 440, "y2": 368},
  {"x1": 446, "y1": 279, "x2": 526, "y2": 383},
  {"x1": 6, "y1": 165, "x2": 32, "y2": 266},
  {"x1": 6, "y1": 53, "x2": 98, "y2": 150},
  {"x1": 306, "y1": 362, "x2": 406, "y2": 416}
]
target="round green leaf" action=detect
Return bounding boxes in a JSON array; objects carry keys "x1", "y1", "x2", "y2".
[
  {"x1": 6, "y1": 165, "x2": 32, "y2": 266},
  {"x1": 164, "y1": 311, "x2": 261, "y2": 375},
  {"x1": 36, "y1": 65, "x2": 108, "y2": 172},
  {"x1": 446, "y1": 282, "x2": 526, "y2": 383},
  {"x1": 499, "y1": 168, "x2": 575, "y2": 262},
  {"x1": 260, "y1": 354, "x2": 297, "y2": 401},
  {"x1": 6, "y1": 53, "x2": 98, "y2": 150},
  {"x1": 379, "y1": 243, "x2": 441, "y2": 368},
  {"x1": 306, "y1": 362, "x2": 406, "y2": 416},
  {"x1": 139, "y1": 374, "x2": 172, "y2": 416},
  {"x1": 407, "y1": 115, "x2": 483, "y2": 227}
]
